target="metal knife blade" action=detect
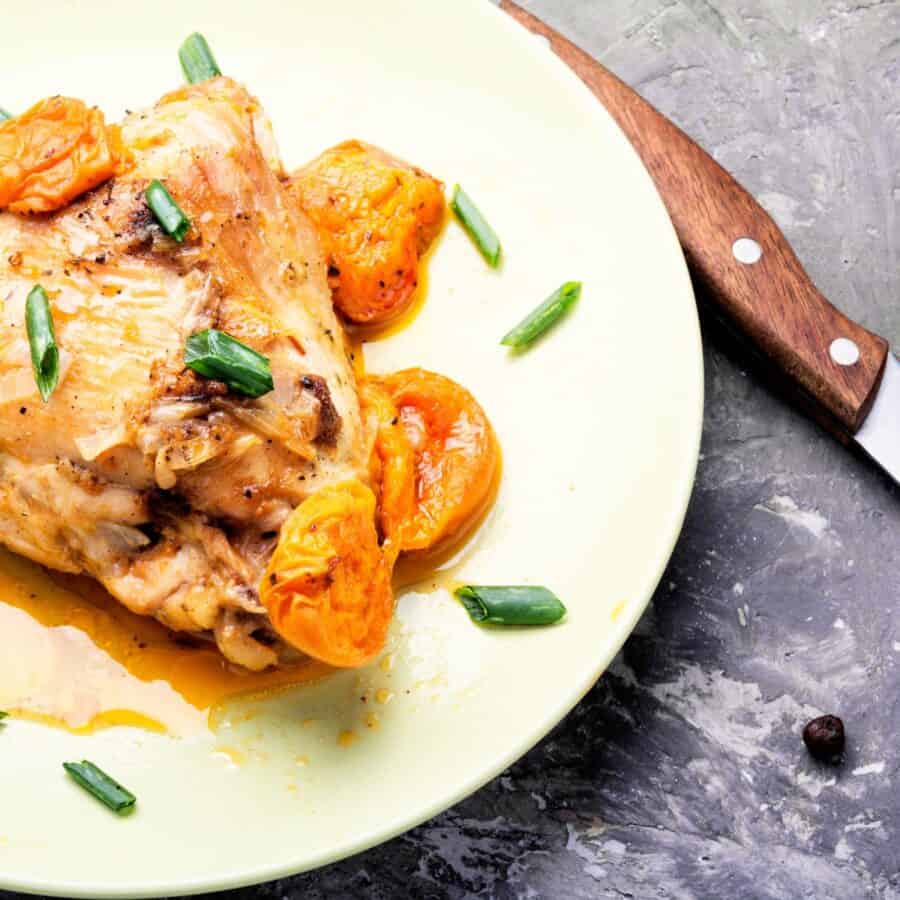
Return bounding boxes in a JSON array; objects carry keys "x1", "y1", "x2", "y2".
[{"x1": 856, "y1": 353, "x2": 900, "y2": 484}]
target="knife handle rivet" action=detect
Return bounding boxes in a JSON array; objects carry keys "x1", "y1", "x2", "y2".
[
  {"x1": 830, "y1": 338, "x2": 860, "y2": 366},
  {"x1": 732, "y1": 237, "x2": 762, "y2": 264}
]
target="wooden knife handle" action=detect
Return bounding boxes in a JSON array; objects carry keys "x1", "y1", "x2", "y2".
[{"x1": 500, "y1": 0, "x2": 888, "y2": 436}]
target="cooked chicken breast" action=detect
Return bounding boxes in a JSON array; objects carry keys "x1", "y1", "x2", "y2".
[{"x1": 0, "y1": 78, "x2": 366, "y2": 669}]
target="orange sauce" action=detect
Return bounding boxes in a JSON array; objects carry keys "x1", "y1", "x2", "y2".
[
  {"x1": 0, "y1": 476, "x2": 491, "y2": 739},
  {"x1": 0, "y1": 470, "x2": 492, "y2": 739},
  {"x1": 0, "y1": 547, "x2": 330, "y2": 737}
]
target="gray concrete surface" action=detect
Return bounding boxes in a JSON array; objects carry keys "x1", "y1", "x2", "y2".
[{"x1": 7, "y1": 2, "x2": 900, "y2": 898}]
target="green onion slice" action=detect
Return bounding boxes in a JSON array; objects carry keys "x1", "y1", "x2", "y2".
[
  {"x1": 145, "y1": 180, "x2": 191, "y2": 242},
  {"x1": 25, "y1": 285, "x2": 60, "y2": 402},
  {"x1": 63, "y1": 761, "x2": 136, "y2": 815},
  {"x1": 455, "y1": 585, "x2": 567, "y2": 626},
  {"x1": 185, "y1": 329, "x2": 274, "y2": 398},
  {"x1": 0, "y1": 108, "x2": 12, "y2": 122},
  {"x1": 0, "y1": 711, "x2": 8, "y2": 721},
  {"x1": 179, "y1": 33, "x2": 222, "y2": 84},
  {"x1": 451, "y1": 185, "x2": 502, "y2": 268},
  {"x1": 501, "y1": 281, "x2": 582, "y2": 350}
]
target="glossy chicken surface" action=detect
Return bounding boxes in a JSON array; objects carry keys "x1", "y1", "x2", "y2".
[
  {"x1": 0, "y1": 78, "x2": 367, "y2": 669},
  {"x1": 0, "y1": 79, "x2": 499, "y2": 672}
]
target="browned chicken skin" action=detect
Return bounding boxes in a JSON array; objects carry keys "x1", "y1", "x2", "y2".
[
  {"x1": 0, "y1": 78, "x2": 366, "y2": 669},
  {"x1": 0, "y1": 76, "x2": 499, "y2": 673}
]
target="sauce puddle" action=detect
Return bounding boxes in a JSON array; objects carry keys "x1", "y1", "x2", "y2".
[{"x1": 0, "y1": 548, "x2": 330, "y2": 737}]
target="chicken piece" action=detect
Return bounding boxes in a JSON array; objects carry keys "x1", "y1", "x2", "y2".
[
  {"x1": 0, "y1": 78, "x2": 369, "y2": 669},
  {"x1": 286, "y1": 140, "x2": 445, "y2": 325}
]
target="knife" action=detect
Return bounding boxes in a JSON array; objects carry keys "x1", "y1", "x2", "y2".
[{"x1": 499, "y1": 0, "x2": 900, "y2": 483}]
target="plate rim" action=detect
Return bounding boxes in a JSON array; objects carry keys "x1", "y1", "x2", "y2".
[{"x1": 1, "y1": 2, "x2": 703, "y2": 895}]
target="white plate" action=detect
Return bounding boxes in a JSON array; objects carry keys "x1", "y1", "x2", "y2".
[{"x1": 0, "y1": 1, "x2": 702, "y2": 895}]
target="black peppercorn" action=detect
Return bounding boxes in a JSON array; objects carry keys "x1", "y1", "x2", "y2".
[{"x1": 803, "y1": 714, "x2": 845, "y2": 762}]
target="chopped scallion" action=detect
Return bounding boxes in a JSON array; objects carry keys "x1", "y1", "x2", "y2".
[
  {"x1": 25, "y1": 285, "x2": 60, "y2": 402},
  {"x1": 185, "y1": 329, "x2": 274, "y2": 398},
  {"x1": 0, "y1": 711, "x2": 7, "y2": 721},
  {"x1": 501, "y1": 281, "x2": 582, "y2": 350},
  {"x1": 451, "y1": 185, "x2": 502, "y2": 267},
  {"x1": 179, "y1": 33, "x2": 222, "y2": 84},
  {"x1": 145, "y1": 180, "x2": 191, "y2": 242},
  {"x1": 63, "y1": 761, "x2": 136, "y2": 815},
  {"x1": 456, "y1": 585, "x2": 567, "y2": 626}
]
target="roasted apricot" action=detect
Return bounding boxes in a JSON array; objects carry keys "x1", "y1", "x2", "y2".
[
  {"x1": 373, "y1": 369, "x2": 499, "y2": 554},
  {"x1": 288, "y1": 140, "x2": 445, "y2": 325},
  {"x1": 0, "y1": 97, "x2": 122, "y2": 214},
  {"x1": 359, "y1": 379, "x2": 416, "y2": 561},
  {"x1": 259, "y1": 479, "x2": 392, "y2": 668}
]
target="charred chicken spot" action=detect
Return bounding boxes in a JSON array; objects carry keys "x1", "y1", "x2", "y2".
[
  {"x1": 327, "y1": 264, "x2": 341, "y2": 278},
  {"x1": 148, "y1": 488, "x2": 192, "y2": 519},
  {"x1": 250, "y1": 627, "x2": 278, "y2": 647},
  {"x1": 136, "y1": 521, "x2": 163, "y2": 548},
  {"x1": 167, "y1": 368, "x2": 229, "y2": 401},
  {"x1": 130, "y1": 201, "x2": 155, "y2": 232},
  {"x1": 301, "y1": 374, "x2": 342, "y2": 446},
  {"x1": 122, "y1": 202, "x2": 158, "y2": 252}
]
